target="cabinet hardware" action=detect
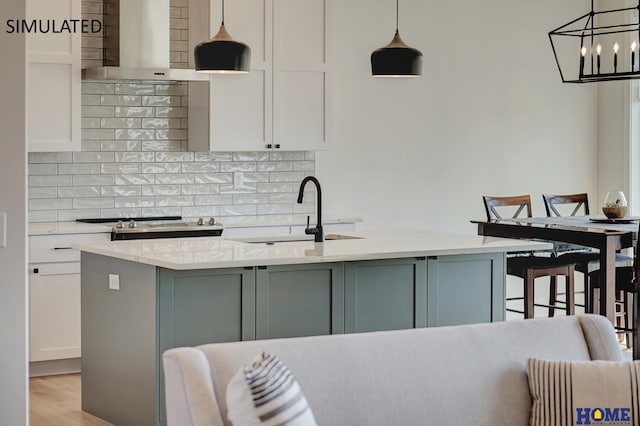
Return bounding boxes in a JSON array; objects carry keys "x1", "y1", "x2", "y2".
[
  {"x1": 244, "y1": 267, "x2": 254, "y2": 270},
  {"x1": 427, "y1": 256, "x2": 437, "y2": 260},
  {"x1": 53, "y1": 247, "x2": 73, "y2": 250},
  {"x1": 415, "y1": 256, "x2": 426, "y2": 261},
  {"x1": 266, "y1": 144, "x2": 273, "y2": 149},
  {"x1": 33, "y1": 268, "x2": 39, "y2": 274},
  {"x1": 274, "y1": 144, "x2": 280, "y2": 149},
  {"x1": 257, "y1": 266, "x2": 268, "y2": 270}
]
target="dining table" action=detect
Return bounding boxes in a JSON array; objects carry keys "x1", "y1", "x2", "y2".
[{"x1": 472, "y1": 215, "x2": 638, "y2": 358}]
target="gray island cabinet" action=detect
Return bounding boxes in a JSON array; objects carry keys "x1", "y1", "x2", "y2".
[{"x1": 75, "y1": 230, "x2": 550, "y2": 425}]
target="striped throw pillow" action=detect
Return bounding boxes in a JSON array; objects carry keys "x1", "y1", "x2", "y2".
[
  {"x1": 226, "y1": 352, "x2": 317, "y2": 426},
  {"x1": 527, "y1": 358, "x2": 640, "y2": 426}
]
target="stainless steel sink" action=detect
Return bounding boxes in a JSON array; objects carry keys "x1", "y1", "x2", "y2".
[{"x1": 228, "y1": 234, "x2": 363, "y2": 244}]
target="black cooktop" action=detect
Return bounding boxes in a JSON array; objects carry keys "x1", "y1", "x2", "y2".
[{"x1": 76, "y1": 216, "x2": 182, "y2": 224}]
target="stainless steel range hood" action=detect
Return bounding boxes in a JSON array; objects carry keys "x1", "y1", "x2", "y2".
[{"x1": 82, "y1": 0, "x2": 209, "y2": 81}]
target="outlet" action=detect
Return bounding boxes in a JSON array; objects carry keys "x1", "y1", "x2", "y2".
[
  {"x1": 0, "y1": 212, "x2": 6, "y2": 248},
  {"x1": 108, "y1": 274, "x2": 120, "y2": 290}
]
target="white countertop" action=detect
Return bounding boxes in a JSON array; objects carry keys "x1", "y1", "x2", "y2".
[
  {"x1": 72, "y1": 229, "x2": 552, "y2": 270},
  {"x1": 29, "y1": 216, "x2": 362, "y2": 236}
]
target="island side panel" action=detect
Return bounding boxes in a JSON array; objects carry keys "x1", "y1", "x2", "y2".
[
  {"x1": 81, "y1": 252, "x2": 159, "y2": 426},
  {"x1": 427, "y1": 253, "x2": 506, "y2": 327}
]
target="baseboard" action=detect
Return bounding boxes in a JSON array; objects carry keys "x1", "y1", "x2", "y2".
[{"x1": 29, "y1": 358, "x2": 81, "y2": 377}]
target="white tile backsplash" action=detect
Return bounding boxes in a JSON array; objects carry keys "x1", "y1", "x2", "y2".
[{"x1": 26, "y1": 1, "x2": 316, "y2": 223}]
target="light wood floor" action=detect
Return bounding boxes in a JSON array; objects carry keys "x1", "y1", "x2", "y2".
[{"x1": 30, "y1": 374, "x2": 112, "y2": 426}]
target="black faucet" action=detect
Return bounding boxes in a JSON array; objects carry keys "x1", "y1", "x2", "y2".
[{"x1": 297, "y1": 176, "x2": 323, "y2": 242}]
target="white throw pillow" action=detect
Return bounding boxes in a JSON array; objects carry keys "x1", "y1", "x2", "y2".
[
  {"x1": 226, "y1": 352, "x2": 317, "y2": 426},
  {"x1": 527, "y1": 358, "x2": 640, "y2": 426}
]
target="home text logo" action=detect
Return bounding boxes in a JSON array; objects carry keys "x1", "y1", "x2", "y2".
[
  {"x1": 576, "y1": 407, "x2": 632, "y2": 425},
  {"x1": 6, "y1": 19, "x2": 102, "y2": 34}
]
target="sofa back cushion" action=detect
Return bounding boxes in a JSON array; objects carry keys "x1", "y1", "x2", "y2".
[{"x1": 197, "y1": 315, "x2": 620, "y2": 426}]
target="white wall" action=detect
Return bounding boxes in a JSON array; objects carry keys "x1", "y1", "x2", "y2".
[
  {"x1": 319, "y1": 0, "x2": 598, "y2": 233},
  {"x1": 0, "y1": 0, "x2": 28, "y2": 424}
]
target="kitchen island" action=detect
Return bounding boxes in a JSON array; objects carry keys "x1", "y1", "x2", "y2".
[{"x1": 74, "y1": 230, "x2": 550, "y2": 426}]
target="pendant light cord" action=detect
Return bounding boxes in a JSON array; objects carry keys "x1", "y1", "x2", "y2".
[
  {"x1": 396, "y1": 0, "x2": 399, "y2": 33},
  {"x1": 221, "y1": 0, "x2": 225, "y2": 25}
]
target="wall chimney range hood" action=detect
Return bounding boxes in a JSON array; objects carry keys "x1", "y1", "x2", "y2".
[{"x1": 82, "y1": 0, "x2": 208, "y2": 81}]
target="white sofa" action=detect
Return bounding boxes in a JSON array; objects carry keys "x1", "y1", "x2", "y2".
[{"x1": 162, "y1": 314, "x2": 623, "y2": 426}]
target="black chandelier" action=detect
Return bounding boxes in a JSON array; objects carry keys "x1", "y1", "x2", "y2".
[{"x1": 549, "y1": 0, "x2": 640, "y2": 83}]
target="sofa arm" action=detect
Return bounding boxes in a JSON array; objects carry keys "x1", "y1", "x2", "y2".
[
  {"x1": 163, "y1": 347, "x2": 225, "y2": 426},
  {"x1": 578, "y1": 314, "x2": 625, "y2": 361}
]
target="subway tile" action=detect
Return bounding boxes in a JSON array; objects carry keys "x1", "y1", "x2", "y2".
[
  {"x1": 171, "y1": 0, "x2": 189, "y2": 8},
  {"x1": 101, "y1": 118, "x2": 142, "y2": 129},
  {"x1": 257, "y1": 162, "x2": 294, "y2": 172},
  {"x1": 257, "y1": 204, "x2": 294, "y2": 215},
  {"x1": 220, "y1": 205, "x2": 258, "y2": 216},
  {"x1": 194, "y1": 195, "x2": 233, "y2": 206},
  {"x1": 82, "y1": 35, "x2": 103, "y2": 48},
  {"x1": 141, "y1": 141, "x2": 182, "y2": 151},
  {"x1": 154, "y1": 84, "x2": 187, "y2": 96},
  {"x1": 181, "y1": 184, "x2": 220, "y2": 195},
  {"x1": 141, "y1": 95, "x2": 181, "y2": 107},
  {"x1": 82, "y1": 106, "x2": 115, "y2": 117},
  {"x1": 155, "y1": 152, "x2": 194, "y2": 163},
  {"x1": 82, "y1": 82, "x2": 114, "y2": 95},
  {"x1": 114, "y1": 106, "x2": 155, "y2": 118},
  {"x1": 28, "y1": 164, "x2": 57, "y2": 175},
  {"x1": 269, "y1": 171, "x2": 306, "y2": 182},
  {"x1": 73, "y1": 197, "x2": 115, "y2": 209},
  {"x1": 171, "y1": 18, "x2": 188, "y2": 30},
  {"x1": 29, "y1": 211, "x2": 58, "y2": 222},
  {"x1": 82, "y1": 117, "x2": 101, "y2": 128},
  {"x1": 73, "y1": 175, "x2": 115, "y2": 186},
  {"x1": 29, "y1": 175, "x2": 73, "y2": 187},
  {"x1": 269, "y1": 193, "x2": 298, "y2": 203},
  {"x1": 99, "y1": 208, "x2": 142, "y2": 218},
  {"x1": 233, "y1": 152, "x2": 270, "y2": 161},
  {"x1": 114, "y1": 197, "x2": 155, "y2": 208},
  {"x1": 114, "y1": 129, "x2": 155, "y2": 140},
  {"x1": 101, "y1": 163, "x2": 141, "y2": 174},
  {"x1": 155, "y1": 196, "x2": 194, "y2": 207},
  {"x1": 29, "y1": 152, "x2": 73, "y2": 164},
  {"x1": 81, "y1": 140, "x2": 102, "y2": 151},
  {"x1": 257, "y1": 182, "x2": 296, "y2": 193},
  {"x1": 142, "y1": 185, "x2": 181, "y2": 196},
  {"x1": 219, "y1": 183, "x2": 257, "y2": 194},
  {"x1": 83, "y1": 2, "x2": 102, "y2": 14},
  {"x1": 181, "y1": 206, "x2": 221, "y2": 218},
  {"x1": 232, "y1": 194, "x2": 270, "y2": 204},
  {"x1": 293, "y1": 203, "x2": 316, "y2": 214},
  {"x1": 142, "y1": 163, "x2": 182, "y2": 174},
  {"x1": 293, "y1": 161, "x2": 315, "y2": 172},
  {"x1": 155, "y1": 174, "x2": 194, "y2": 184},
  {"x1": 58, "y1": 164, "x2": 101, "y2": 175},
  {"x1": 171, "y1": 40, "x2": 188, "y2": 52},
  {"x1": 243, "y1": 172, "x2": 270, "y2": 183},
  {"x1": 114, "y1": 174, "x2": 155, "y2": 185},
  {"x1": 57, "y1": 209, "x2": 101, "y2": 222},
  {"x1": 101, "y1": 140, "x2": 142, "y2": 151},
  {"x1": 220, "y1": 162, "x2": 257, "y2": 172},
  {"x1": 101, "y1": 95, "x2": 142, "y2": 106},
  {"x1": 155, "y1": 106, "x2": 188, "y2": 118},
  {"x1": 195, "y1": 152, "x2": 232, "y2": 162},
  {"x1": 181, "y1": 162, "x2": 219, "y2": 173},
  {"x1": 140, "y1": 207, "x2": 182, "y2": 217},
  {"x1": 82, "y1": 128, "x2": 115, "y2": 140},
  {"x1": 73, "y1": 152, "x2": 115, "y2": 163},
  {"x1": 30, "y1": 198, "x2": 73, "y2": 211},
  {"x1": 194, "y1": 173, "x2": 233, "y2": 184},
  {"x1": 155, "y1": 129, "x2": 187, "y2": 140},
  {"x1": 114, "y1": 83, "x2": 156, "y2": 95},
  {"x1": 82, "y1": 94, "x2": 101, "y2": 105},
  {"x1": 101, "y1": 186, "x2": 142, "y2": 197},
  {"x1": 142, "y1": 118, "x2": 175, "y2": 129},
  {"x1": 28, "y1": 187, "x2": 58, "y2": 199},
  {"x1": 114, "y1": 152, "x2": 155, "y2": 162},
  {"x1": 270, "y1": 151, "x2": 305, "y2": 161},
  {"x1": 58, "y1": 186, "x2": 101, "y2": 198}
]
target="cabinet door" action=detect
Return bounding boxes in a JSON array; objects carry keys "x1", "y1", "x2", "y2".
[
  {"x1": 273, "y1": 0, "x2": 330, "y2": 150},
  {"x1": 344, "y1": 258, "x2": 427, "y2": 333},
  {"x1": 256, "y1": 263, "x2": 344, "y2": 339},
  {"x1": 27, "y1": 0, "x2": 81, "y2": 152},
  {"x1": 29, "y1": 262, "x2": 81, "y2": 361},
  {"x1": 427, "y1": 254, "x2": 506, "y2": 327}
]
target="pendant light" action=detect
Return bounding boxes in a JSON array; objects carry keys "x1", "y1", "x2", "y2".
[
  {"x1": 371, "y1": 0, "x2": 423, "y2": 77},
  {"x1": 194, "y1": 0, "x2": 251, "y2": 73}
]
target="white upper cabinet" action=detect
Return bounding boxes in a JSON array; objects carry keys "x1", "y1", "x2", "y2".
[
  {"x1": 27, "y1": 0, "x2": 81, "y2": 152},
  {"x1": 189, "y1": 0, "x2": 330, "y2": 151}
]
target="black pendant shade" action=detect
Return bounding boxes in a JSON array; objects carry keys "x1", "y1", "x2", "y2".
[
  {"x1": 195, "y1": 23, "x2": 251, "y2": 73},
  {"x1": 371, "y1": 31, "x2": 422, "y2": 77}
]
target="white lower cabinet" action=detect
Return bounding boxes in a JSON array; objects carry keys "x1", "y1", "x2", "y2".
[{"x1": 29, "y1": 262, "x2": 81, "y2": 362}]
